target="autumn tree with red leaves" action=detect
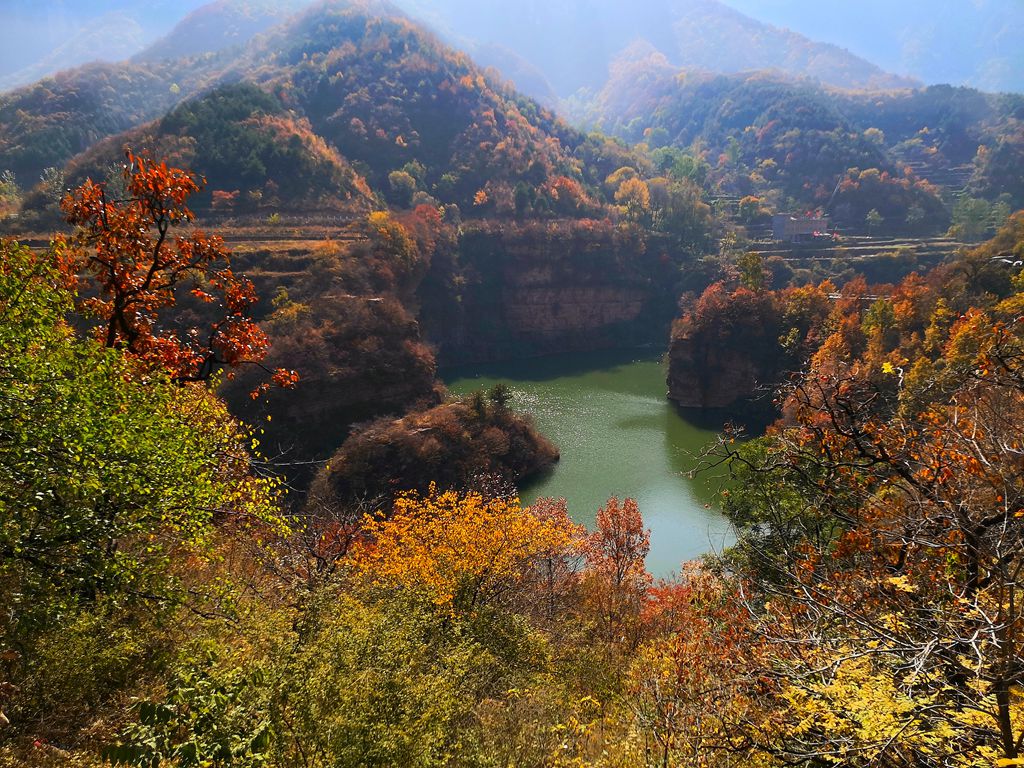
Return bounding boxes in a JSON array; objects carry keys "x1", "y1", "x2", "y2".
[
  {"x1": 57, "y1": 151, "x2": 297, "y2": 394},
  {"x1": 583, "y1": 496, "x2": 652, "y2": 649}
]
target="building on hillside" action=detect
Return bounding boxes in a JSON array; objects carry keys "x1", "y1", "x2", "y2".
[{"x1": 772, "y1": 213, "x2": 830, "y2": 242}]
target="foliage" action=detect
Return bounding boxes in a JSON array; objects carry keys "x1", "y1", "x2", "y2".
[
  {"x1": 309, "y1": 392, "x2": 558, "y2": 512},
  {"x1": 105, "y1": 657, "x2": 273, "y2": 768},
  {"x1": 68, "y1": 84, "x2": 372, "y2": 212},
  {"x1": 231, "y1": 3, "x2": 604, "y2": 217},
  {"x1": 352, "y1": 487, "x2": 580, "y2": 610},
  {"x1": 57, "y1": 151, "x2": 297, "y2": 393},
  {"x1": 0, "y1": 239, "x2": 284, "y2": 636},
  {"x1": 949, "y1": 193, "x2": 1013, "y2": 242},
  {"x1": 832, "y1": 166, "x2": 947, "y2": 233},
  {"x1": 0, "y1": 59, "x2": 212, "y2": 185},
  {"x1": 713, "y1": 214, "x2": 1024, "y2": 764},
  {"x1": 583, "y1": 66, "x2": 1023, "y2": 222},
  {"x1": 272, "y1": 586, "x2": 543, "y2": 768}
]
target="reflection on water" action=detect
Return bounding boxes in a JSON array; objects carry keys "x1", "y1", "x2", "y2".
[{"x1": 444, "y1": 348, "x2": 735, "y2": 577}]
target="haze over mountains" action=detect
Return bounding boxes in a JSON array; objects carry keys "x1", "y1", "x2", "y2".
[
  {"x1": 2, "y1": 0, "x2": 1021, "y2": 222},
  {"x1": 727, "y1": 0, "x2": 1024, "y2": 94},
  {"x1": 3, "y1": 0, "x2": 1022, "y2": 98},
  {"x1": 392, "y1": 0, "x2": 918, "y2": 100}
]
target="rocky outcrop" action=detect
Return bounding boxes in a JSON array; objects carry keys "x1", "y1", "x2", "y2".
[
  {"x1": 666, "y1": 330, "x2": 768, "y2": 409},
  {"x1": 310, "y1": 396, "x2": 560, "y2": 511},
  {"x1": 665, "y1": 283, "x2": 784, "y2": 410}
]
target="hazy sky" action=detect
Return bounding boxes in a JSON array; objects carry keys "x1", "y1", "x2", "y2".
[
  {"x1": 1, "y1": 0, "x2": 1022, "y2": 93},
  {"x1": 724, "y1": 0, "x2": 1024, "y2": 90}
]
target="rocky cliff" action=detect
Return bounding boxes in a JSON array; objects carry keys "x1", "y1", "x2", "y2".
[
  {"x1": 422, "y1": 220, "x2": 683, "y2": 362},
  {"x1": 665, "y1": 283, "x2": 784, "y2": 410},
  {"x1": 666, "y1": 329, "x2": 768, "y2": 409}
]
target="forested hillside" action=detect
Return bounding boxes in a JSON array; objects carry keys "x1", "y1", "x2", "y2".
[
  {"x1": 577, "y1": 64, "x2": 1024, "y2": 230},
  {"x1": 136, "y1": 0, "x2": 312, "y2": 63},
  {"x1": 394, "y1": 0, "x2": 915, "y2": 100},
  {"x1": 726, "y1": 0, "x2": 1024, "y2": 94},
  {"x1": 2, "y1": 174, "x2": 1022, "y2": 766}
]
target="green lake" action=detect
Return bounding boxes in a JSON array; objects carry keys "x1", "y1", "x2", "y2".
[{"x1": 445, "y1": 348, "x2": 733, "y2": 577}]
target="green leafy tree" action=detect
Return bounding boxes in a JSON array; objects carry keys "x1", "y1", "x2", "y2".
[
  {"x1": 38, "y1": 166, "x2": 65, "y2": 203},
  {"x1": 0, "y1": 170, "x2": 18, "y2": 201},
  {"x1": 105, "y1": 657, "x2": 272, "y2": 768},
  {"x1": 906, "y1": 202, "x2": 926, "y2": 228},
  {"x1": 387, "y1": 170, "x2": 417, "y2": 207},
  {"x1": 737, "y1": 252, "x2": 768, "y2": 293},
  {"x1": 950, "y1": 195, "x2": 991, "y2": 241},
  {"x1": 0, "y1": 240, "x2": 283, "y2": 636}
]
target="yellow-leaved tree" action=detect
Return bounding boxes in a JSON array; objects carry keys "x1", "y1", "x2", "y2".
[{"x1": 351, "y1": 486, "x2": 580, "y2": 611}]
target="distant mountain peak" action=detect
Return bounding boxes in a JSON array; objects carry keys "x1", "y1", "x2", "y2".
[
  {"x1": 390, "y1": 0, "x2": 916, "y2": 102},
  {"x1": 135, "y1": 0, "x2": 315, "y2": 62}
]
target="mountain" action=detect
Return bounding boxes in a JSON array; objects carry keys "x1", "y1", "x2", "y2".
[
  {"x1": 0, "y1": 0, "x2": 212, "y2": 91},
  {"x1": 43, "y1": 0, "x2": 602, "y2": 216},
  {"x1": 136, "y1": 0, "x2": 314, "y2": 62},
  {"x1": 0, "y1": 53, "x2": 229, "y2": 186},
  {"x1": 577, "y1": 57, "x2": 1024, "y2": 216},
  {"x1": 391, "y1": 0, "x2": 917, "y2": 103},
  {"x1": 724, "y1": 0, "x2": 1024, "y2": 94},
  {"x1": 65, "y1": 82, "x2": 373, "y2": 211},
  {"x1": 221, "y1": 0, "x2": 593, "y2": 211},
  {"x1": 0, "y1": 0, "x2": 595, "y2": 211},
  {"x1": 0, "y1": 11, "x2": 147, "y2": 93}
]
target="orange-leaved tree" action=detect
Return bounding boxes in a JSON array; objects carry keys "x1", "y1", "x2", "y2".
[
  {"x1": 582, "y1": 496, "x2": 652, "y2": 649},
  {"x1": 57, "y1": 151, "x2": 297, "y2": 394},
  {"x1": 351, "y1": 486, "x2": 581, "y2": 611},
  {"x1": 718, "y1": 248, "x2": 1024, "y2": 764},
  {"x1": 625, "y1": 565, "x2": 766, "y2": 767}
]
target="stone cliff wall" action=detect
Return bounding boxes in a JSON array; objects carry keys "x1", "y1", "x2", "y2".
[
  {"x1": 423, "y1": 222, "x2": 680, "y2": 362},
  {"x1": 502, "y1": 264, "x2": 648, "y2": 335},
  {"x1": 666, "y1": 330, "x2": 767, "y2": 409}
]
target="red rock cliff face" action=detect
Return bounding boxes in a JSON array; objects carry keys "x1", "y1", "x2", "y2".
[
  {"x1": 502, "y1": 265, "x2": 647, "y2": 335},
  {"x1": 665, "y1": 284, "x2": 783, "y2": 410},
  {"x1": 423, "y1": 220, "x2": 680, "y2": 362},
  {"x1": 666, "y1": 329, "x2": 767, "y2": 409}
]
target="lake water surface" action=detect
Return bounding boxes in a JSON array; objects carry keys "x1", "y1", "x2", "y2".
[{"x1": 445, "y1": 349, "x2": 733, "y2": 577}]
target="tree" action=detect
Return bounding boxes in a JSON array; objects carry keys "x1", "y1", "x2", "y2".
[
  {"x1": 351, "y1": 487, "x2": 579, "y2": 611},
  {"x1": 624, "y1": 567, "x2": 763, "y2": 767},
  {"x1": 719, "y1": 270, "x2": 1024, "y2": 764},
  {"x1": 615, "y1": 177, "x2": 652, "y2": 224},
  {"x1": 387, "y1": 169, "x2": 417, "y2": 207},
  {"x1": 950, "y1": 195, "x2": 992, "y2": 242},
  {"x1": 488, "y1": 382, "x2": 512, "y2": 410},
  {"x1": 650, "y1": 177, "x2": 712, "y2": 245},
  {"x1": 738, "y1": 195, "x2": 766, "y2": 224},
  {"x1": 0, "y1": 170, "x2": 18, "y2": 218},
  {"x1": 737, "y1": 252, "x2": 768, "y2": 293},
  {"x1": 57, "y1": 151, "x2": 297, "y2": 393},
  {"x1": 906, "y1": 201, "x2": 926, "y2": 229},
  {"x1": 582, "y1": 497, "x2": 651, "y2": 648},
  {"x1": 39, "y1": 166, "x2": 65, "y2": 203},
  {"x1": 0, "y1": 240, "x2": 284, "y2": 636},
  {"x1": 0, "y1": 170, "x2": 18, "y2": 203},
  {"x1": 865, "y1": 207, "x2": 884, "y2": 233}
]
